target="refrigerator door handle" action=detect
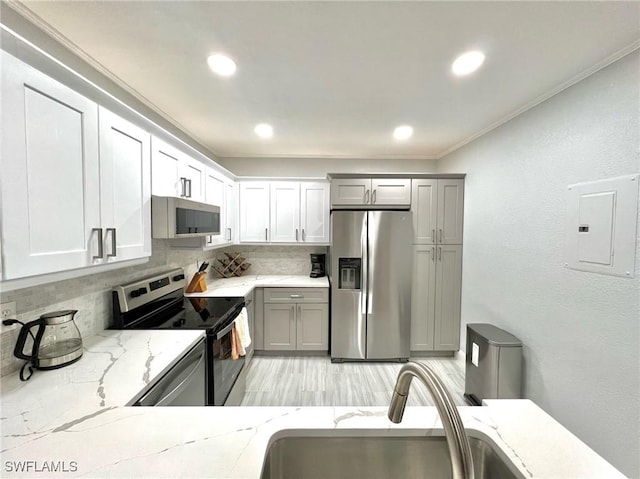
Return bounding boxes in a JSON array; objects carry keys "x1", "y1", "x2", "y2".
[{"x1": 360, "y1": 213, "x2": 368, "y2": 357}]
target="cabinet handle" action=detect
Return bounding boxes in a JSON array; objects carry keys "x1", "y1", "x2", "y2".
[
  {"x1": 372, "y1": 189, "x2": 377, "y2": 204},
  {"x1": 302, "y1": 229, "x2": 305, "y2": 241},
  {"x1": 265, "y1": 228, "x2": 268, "y2": 241},
  {"x1": 227, "y1": 227, "x2": 232, "y2": 242},
  {"x1": 438, "y1": 228, "x2": 443, "y2": 243},
  {"x1": 364, "y1": 189, "x2": 370, "y2": 204},
  {"x1": 290, "y1": 294, "x2": 303, "y2": 298},
  {"x1": 432, "y1": 229, "x2": 435, "y2": 243},
  {"x1": 180, "y1": 177, "x2": 187, "y2": 197},
  {"x1": 187, "y1": 179, "x2": 192, "y2": 198},
  {"x1": 296, "y1": 228, "x2": 299, "y2": 241},
  {"x1": 431, "y1": 247, "x2": 435, "y2": 261},
  {"x1": 438, "y1": 247, "x2": 442, "y2": 261},
  {"x1": 92, "y1": 228, "x2": 104, "y2": 259},
  {"x1": 106, "y1": 228, "x2": 117, "y2": 257}
]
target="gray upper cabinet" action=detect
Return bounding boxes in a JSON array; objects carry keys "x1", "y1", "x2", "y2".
[
  {"x1": 330, "y1": 178, "x2": 371, "y2": 206},
  {"x1": 331, "y1": 178, "x2": 410, "y2": 208},
  {"x1": 412, "y1": 179, "x2": 464, "y2": 245},
  {"x1": 411, "y1": 180, "x2": 438, "y2": 244}
]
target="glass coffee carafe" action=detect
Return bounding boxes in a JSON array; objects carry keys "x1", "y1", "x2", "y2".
[{"x1": 11, "y1": 309, "x2": 83, "y2": 380}]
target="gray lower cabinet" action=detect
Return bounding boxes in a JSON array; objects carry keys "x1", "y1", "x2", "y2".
[
  {"x1": 411, "y1": 244, "x2": 462, "y2": 352},
  {"x1": 264, "y1": 303, "x2": 297, "y2": 350},
  {"x1": 263, "y1": 288, "x2": 329, "y2": 352}
]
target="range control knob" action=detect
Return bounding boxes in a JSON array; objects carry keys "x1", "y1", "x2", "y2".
[
  {"x1": 173, "y1": 274, "x2": 185, "y2": 281},
  {"x1": 130, "y1": 287, "x2": 148, "y2": 298}
]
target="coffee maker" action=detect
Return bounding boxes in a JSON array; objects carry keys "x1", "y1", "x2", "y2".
[{"x1": 310, "y1": 253, "x2": 326, "y2": 278}]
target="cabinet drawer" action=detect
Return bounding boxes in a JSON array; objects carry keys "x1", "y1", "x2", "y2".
[{"x1": 264, "y1": 288, "x2": 328, "y2": 303}]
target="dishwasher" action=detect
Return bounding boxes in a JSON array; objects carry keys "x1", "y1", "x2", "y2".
[{"x1": 133, "y1": 338, "x2": 206, "y2": 406}]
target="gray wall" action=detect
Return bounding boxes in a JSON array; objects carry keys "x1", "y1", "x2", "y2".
[
  {"x1": 439, "y1": 52, "x2": 640, "y2": 477},
  {"x1": 218, "y1": 157, "x2": 437, "y2": 177}
]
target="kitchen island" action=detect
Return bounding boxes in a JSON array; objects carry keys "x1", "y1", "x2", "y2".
[{"x1": 0, "y1": 328, "x2": 624, "y2": 478}]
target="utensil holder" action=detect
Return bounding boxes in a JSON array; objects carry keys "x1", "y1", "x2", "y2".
[{"x1": 186, "y1": 271, "x2": 207, "y2": 293}]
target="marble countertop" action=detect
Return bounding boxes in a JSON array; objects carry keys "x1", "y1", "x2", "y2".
[
  {"x1": 0, "y1": 328, "x2": 624, "y2": 478},
  {"x1": 0, "y1": 330, "x2": 204, "y2": 452},
  {"x1": 186, "y1": 274, "x2": 330, "y2": 298}
]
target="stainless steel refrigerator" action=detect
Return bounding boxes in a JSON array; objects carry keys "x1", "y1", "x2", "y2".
[{"x1": 330, "y1": 210, "x2": 412, "y2": 361}]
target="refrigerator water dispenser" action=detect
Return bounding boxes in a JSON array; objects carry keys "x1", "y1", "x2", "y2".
[{"x1": 338, "y1": 258, "x2": 361, "y2": 290}]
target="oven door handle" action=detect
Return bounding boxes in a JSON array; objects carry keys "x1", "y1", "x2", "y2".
[
  {"x1": 154, "y1": 348, "x2": 206, "y2": 407},
  {"x1": 216, "y1": 318, "x2": 237, "y2": 340}
]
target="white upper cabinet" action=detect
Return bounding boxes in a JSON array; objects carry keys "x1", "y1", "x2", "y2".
[
  {"x1": 331, "y1": 178, "x2": 410, "y2": 207},
  {"x1": 205, "y1": 168, "x2": 226, "y2": 248},
  {"x1": 240, "y1": 181, "x2": 330, "y2": 244},
  {"x1": 180, "y1": 156, "x2": 205, "y2": 202},
  {"x1": 98, "y1": 107, "x2": 151, "y2": 262},
  {"x1": 151, "y1": 136, "x2": 205, "y2": 201},
  {"x1": 225, "y1": 179, "x2": 237, "y2": 244},
  {"x1": 204, "y1": 168, "x2": 236, "y2": 248},
  {"x1": 300, "y1": 182, "x2": 331, "y2": 244},
  {"x1": 0, "y1": 52, "x2": 152, "y2": 280},
  {"x1": 240, "y1": 182, "x2": 271, "y2": 242},
  {"x1": 412, "y1": 179, "x2": 464, "y2": 245},
  {"x1": 1, "y1": 52, "x2": 100, "y2": 279},
  {"x1": 270, "y1": 182, "x2": 301, "y2": 243},
  {"x1": 151, "y1": 136, "x2": 182, "y2": 197}
]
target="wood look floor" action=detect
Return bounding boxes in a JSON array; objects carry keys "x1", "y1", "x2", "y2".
[{"x1": 240, "y1": 354, "x2": 468, "y2": 407}]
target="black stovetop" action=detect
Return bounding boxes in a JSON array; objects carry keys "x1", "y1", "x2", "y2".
[{"x1": 157, "y1": 296, "x2": 245, "y2": 331}]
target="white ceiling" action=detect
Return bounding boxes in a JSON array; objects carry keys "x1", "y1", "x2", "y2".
[{"x1": 15, "y1": 1, "x2": 640, "y2": 160}]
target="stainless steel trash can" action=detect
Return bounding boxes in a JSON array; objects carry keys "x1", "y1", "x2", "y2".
[{"x1": 464, "y1": 324, "x2": 522, "y2": 406}]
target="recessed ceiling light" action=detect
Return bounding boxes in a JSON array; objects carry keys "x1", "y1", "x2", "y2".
[
  {"x1": 207, "y1": 54, "x2": 236, "y2": 77},
  {"x1": 451, "y1": 50, "x2": 485, "y2": 76},
  {"x1": 254, "y1": 123, "x2": 273, "y2": 139},
  {"x1": 393, "y1": 125, "x2": 413, "y2": 141}
]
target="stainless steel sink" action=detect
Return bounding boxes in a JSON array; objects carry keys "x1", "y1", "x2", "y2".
[{"x1": 261, "y1": 431, "x2": 523, "y2": 479}]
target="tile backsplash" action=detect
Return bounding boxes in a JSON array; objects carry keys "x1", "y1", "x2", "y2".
[{"x1": 0, "y1": 241, "x2": 327, "y2": 378}]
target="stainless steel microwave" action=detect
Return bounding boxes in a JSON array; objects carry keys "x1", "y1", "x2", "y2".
[{"x1": 152, "y1": 196, "x2": 220, "y2": 239}]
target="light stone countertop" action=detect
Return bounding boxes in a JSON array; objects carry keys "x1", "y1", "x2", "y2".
[
  {"x1": 0, "y1": 328, "x2": 624, "y2": 478},
  {"x1": 185, "y1": 274, "x2": 330, "y2": 298}
]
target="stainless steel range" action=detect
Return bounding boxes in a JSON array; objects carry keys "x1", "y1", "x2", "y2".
[{"x1": 112, "y1": 268, "x2": 245, "y2": 406}]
